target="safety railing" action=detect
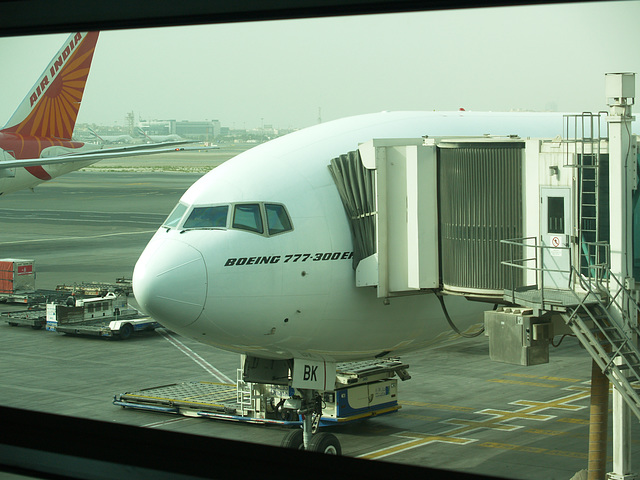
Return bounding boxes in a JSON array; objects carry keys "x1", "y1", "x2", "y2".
[{"x1": 501, "y1": 237, "x2": 612, "y2": 310}]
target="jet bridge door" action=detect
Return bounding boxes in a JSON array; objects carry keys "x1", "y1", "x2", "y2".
[
  {"x1": 541, "y1": 187, "x2": 572, "y2": 289},
  {"x1": 329, "y1": 139, "x2": 439, "y2": 298},
  {"x1": 366, "y1": 139, "x2": 439, "y2": 297}
]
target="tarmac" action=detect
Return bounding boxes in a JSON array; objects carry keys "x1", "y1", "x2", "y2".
[{"x1": 0, "y1": 149, "x2": 638, "y2": 480}]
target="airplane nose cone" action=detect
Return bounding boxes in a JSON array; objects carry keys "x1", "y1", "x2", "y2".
[{"x1": 133, "y1": 238, "x2": 207, "y2": 327}]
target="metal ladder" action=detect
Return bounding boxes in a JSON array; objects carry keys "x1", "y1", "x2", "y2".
[
  {"x1": 561, "y1": 268, "x2": 640, "y2": 420},
  {"x1": 564, "y1": 112, "x2": 609, "y2": 274},
  {"x1": 236, "y1": 368, "x2": 255, "y2": 416}
]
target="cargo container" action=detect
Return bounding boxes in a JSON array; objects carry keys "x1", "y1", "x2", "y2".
[{"x1": 0, "y1": 259, "x2": 35, "y2": 302}]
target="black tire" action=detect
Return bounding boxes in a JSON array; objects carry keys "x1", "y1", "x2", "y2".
[
  {"x1": 31, "y1": 325, "x2": 43, "y2": 330},
  {"x1": 119, "y1": 323, "x2": 133, "y2": 340},
  {"x1": 8, "y1": 322, "x2": 18, "y2": 327},
  {"x1": 308, "y1": 432, "x2": 341, "y2": 455},
  {"x1": 280, "y1": 429, "x2": 304, "y2": 450}
]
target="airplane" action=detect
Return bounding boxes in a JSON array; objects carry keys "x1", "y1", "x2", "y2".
[
  {"x1": 87, "y1": 126, "x2": 134, "y2": 144},
  {"x1": 132, "y1": 109, "x2": 574, "y2": 452},
  {"x1": 0, "y1": 31, "x2": 192, "y2": 196},
  {"x1": 135, "y1": 127, "x2": 183, "y2": 143}
]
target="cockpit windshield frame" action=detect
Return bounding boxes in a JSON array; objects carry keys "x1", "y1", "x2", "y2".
[
  {"x1": 183, "y1": 205, "x2": 229, "y2": 230},
  {"x1": 162, "y1": 202, "x2": 189, "y2": 229},
  {"x1": 162, "y1": 201, "x2": 293, "y2": 237}
]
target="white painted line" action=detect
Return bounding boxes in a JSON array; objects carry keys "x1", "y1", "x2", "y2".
[
  {"x1": 157, "y1": 329, "x2": 233, "y2": 384},
  {"x1": 0, "y1": 230, "x2": 157, "y2": 245},
  {"x1": 143, "y1": 417, "x2": 191, "y2": 428}
]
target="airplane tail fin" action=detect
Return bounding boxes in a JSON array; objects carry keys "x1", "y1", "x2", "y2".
[
  {"x1": 87, "y1": 126, "x2": 104, "y2": 142},
  {"x1": 1, "y1": 31, "x2": 99, "y2": 140},
  {"x1": 135, "y1": 126, "x2": 153, "y2": 142}
]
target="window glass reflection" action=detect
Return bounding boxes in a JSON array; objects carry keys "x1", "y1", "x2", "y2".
[
  {"x1": 163, "y1": 203, "x2": 188, "y2": 228},
  {"x1": 265, "y1": 204, "x2": 292, "y2": 235},
  {"x1": 233, "y1": 204, "x2": 264, "y2": 234},
  {"x1": 183, "y1": 206, "x2": 228, "y2": 229}
]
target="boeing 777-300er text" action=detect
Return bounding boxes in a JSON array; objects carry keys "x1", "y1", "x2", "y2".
[
  {"x1": 132, "y1": 110, "x2": 576, "y2": 451},
  {"x1": 0, "y1": 31, "x2": 190, "y2": 196}
]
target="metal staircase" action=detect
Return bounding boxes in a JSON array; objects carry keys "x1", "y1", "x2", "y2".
[
  {"x1": 560, "y1": 268, "x2": 640, "y2": 420},
  {"x1": 556, "y1": 113, "x2": 640, "y2": 420}
]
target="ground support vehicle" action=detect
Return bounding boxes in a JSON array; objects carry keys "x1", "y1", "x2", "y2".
[
  {"x1": 46, "y1": 292, "x2": 159, "y2": 339},
  {"x1": 114, "y1": 359, "x2": 409, "y2": 425}
]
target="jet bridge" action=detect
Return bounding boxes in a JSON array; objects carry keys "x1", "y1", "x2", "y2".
[
  {"x1": 329, "y1": 136, "x2": 528, "y2": 299},
  {"x1": 329, "y1": 73, "x2": 640, "y2": 479}
]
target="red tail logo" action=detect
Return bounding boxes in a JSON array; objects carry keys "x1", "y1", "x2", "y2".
[{"x1": 2, "y1": 31, "x2": 99, "y2": 140}]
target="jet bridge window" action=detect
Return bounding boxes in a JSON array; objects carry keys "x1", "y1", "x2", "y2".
[
  {"x1": 233, "y1": 204, "x2": 264, "y2": 234},
  {"x1": 183, "y1": 206, "x2": 228, "y2": 229},
  {"x1": 265, "y1": 204, "x2": 292, "y2": 235},
  {"x1": 163, "y1": 202, "x2": 188, "y2": 229}
]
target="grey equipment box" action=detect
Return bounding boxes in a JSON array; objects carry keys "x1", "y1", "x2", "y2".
[{"x1": 484, "y1": 308, "x2": 553, "y2": 366}]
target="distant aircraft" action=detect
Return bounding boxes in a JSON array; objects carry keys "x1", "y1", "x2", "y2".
[
  {"x1": 135, "y1": 127, "x2": 183, "y2": 143},
  {"x1": 0, "y1": 32, "x2": 190, "y2": 196},
  {"x1": 87, "y1": 127, "x2": 134, "y2": 144},
  {"x1": 132, "y1": 110, "x2": 569, "y2": 451}
]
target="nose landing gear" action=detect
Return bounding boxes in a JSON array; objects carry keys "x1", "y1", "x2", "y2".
[{"x1": 280, "y1": 389, "x2": 342, "y2": 455}]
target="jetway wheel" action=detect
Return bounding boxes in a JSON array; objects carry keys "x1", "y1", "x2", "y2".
[{"x1": 307, "y1": 432, "x2": 341, "y2": 455}]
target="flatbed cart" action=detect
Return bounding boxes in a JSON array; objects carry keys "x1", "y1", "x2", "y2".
[
  {"x1": 2, "y1": 308, "x2": 47, "y2": 329},
  {"x1": 56, "y1": 278, "x2": 133, "y2": 297},
  {"x1": 114, "y1": 359, "x2": 409, "y2": 426},
  {"x1": 0, "y1": 289, "x2": 71, "y2": 306},
  {"x1": 55, "y1": 316, "x2": 160, "y2": 339}
]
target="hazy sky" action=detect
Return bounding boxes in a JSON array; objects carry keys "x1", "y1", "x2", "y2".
[{"x1": 1, "y1": 1, "x2": 639, "y2": 130}]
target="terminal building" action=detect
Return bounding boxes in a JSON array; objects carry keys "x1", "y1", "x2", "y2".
[{"x1": 139, "y1": 119, "x2": 221, "y2": 141}]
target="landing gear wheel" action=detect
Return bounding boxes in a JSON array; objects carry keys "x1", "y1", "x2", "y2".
[
  {"x1": 307, "y1": 432, "x2": 341, "y2": 455},
  {"x1": 280, "y1": 429, "x2": 304, "y2": 449}
]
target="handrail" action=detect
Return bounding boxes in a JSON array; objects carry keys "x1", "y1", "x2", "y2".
[
  {"x1": 500, "y1": 237, "x2": 618, "y2": 311},
  {"x1": 501, "y1": 236, "x2": 575, "y2": 310},
  {"x1": 571, "y1": 265, "x2": 640, "y2": 378},
  {"x1": 501, "y1": 235, "x2": 639, "y2": 351}
]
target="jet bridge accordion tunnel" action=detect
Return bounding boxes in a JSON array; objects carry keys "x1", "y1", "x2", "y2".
[{"x1": 328, "y1": 138, "x2": 526, "y2": 299}]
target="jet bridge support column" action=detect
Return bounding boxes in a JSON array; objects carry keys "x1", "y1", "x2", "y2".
[{"x1": 605, "y1": 72, "x2": 638, "y2": 480}]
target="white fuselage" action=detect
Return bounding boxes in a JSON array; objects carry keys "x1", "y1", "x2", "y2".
[
  {"x1": 0, "y1": 156, "x2": 96, "y2": 195},
  {"x1": 132, "y1": 111, "x2": 566, "y2": 362},
  {"x1": 0, "y1": 142, "x2": 100, "y2": 196}
]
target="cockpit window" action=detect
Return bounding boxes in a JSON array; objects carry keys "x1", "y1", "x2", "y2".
[
  {"x1": 163, "y1": 202, "x2": 188, "y2": 228},
  {"x1": 265, "y1": 204, "x2": 292, "y2": 235},
  {"x1": 183, "y1": 206, "x2": 228, "y2": 229},
  {"x1": 233, "y1": 204, "x2": 264, "y2": 234}
]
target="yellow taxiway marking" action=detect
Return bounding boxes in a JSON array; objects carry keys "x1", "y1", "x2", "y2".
[
  {"x1": 400, "y1": 400, "x2": 475, "y2": 412},
  {"x1": 504, "y1": 373, "x2": 583, "y2": 383},
  {"x1": 487, "y1": 379, "x2": 560, "y2": 388},
  {"x1": 361, "y1": 433, "x2": 475, "y2": 460},
  {"x1": 477, "y1": 441, "x2": 599, "y2": 460},
  {"x1": 359, "y1": 380, "x2": 590, "y2": 461},
  {"x1": 557, "y1": 417, "x2": 590, "y2": 425}
]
